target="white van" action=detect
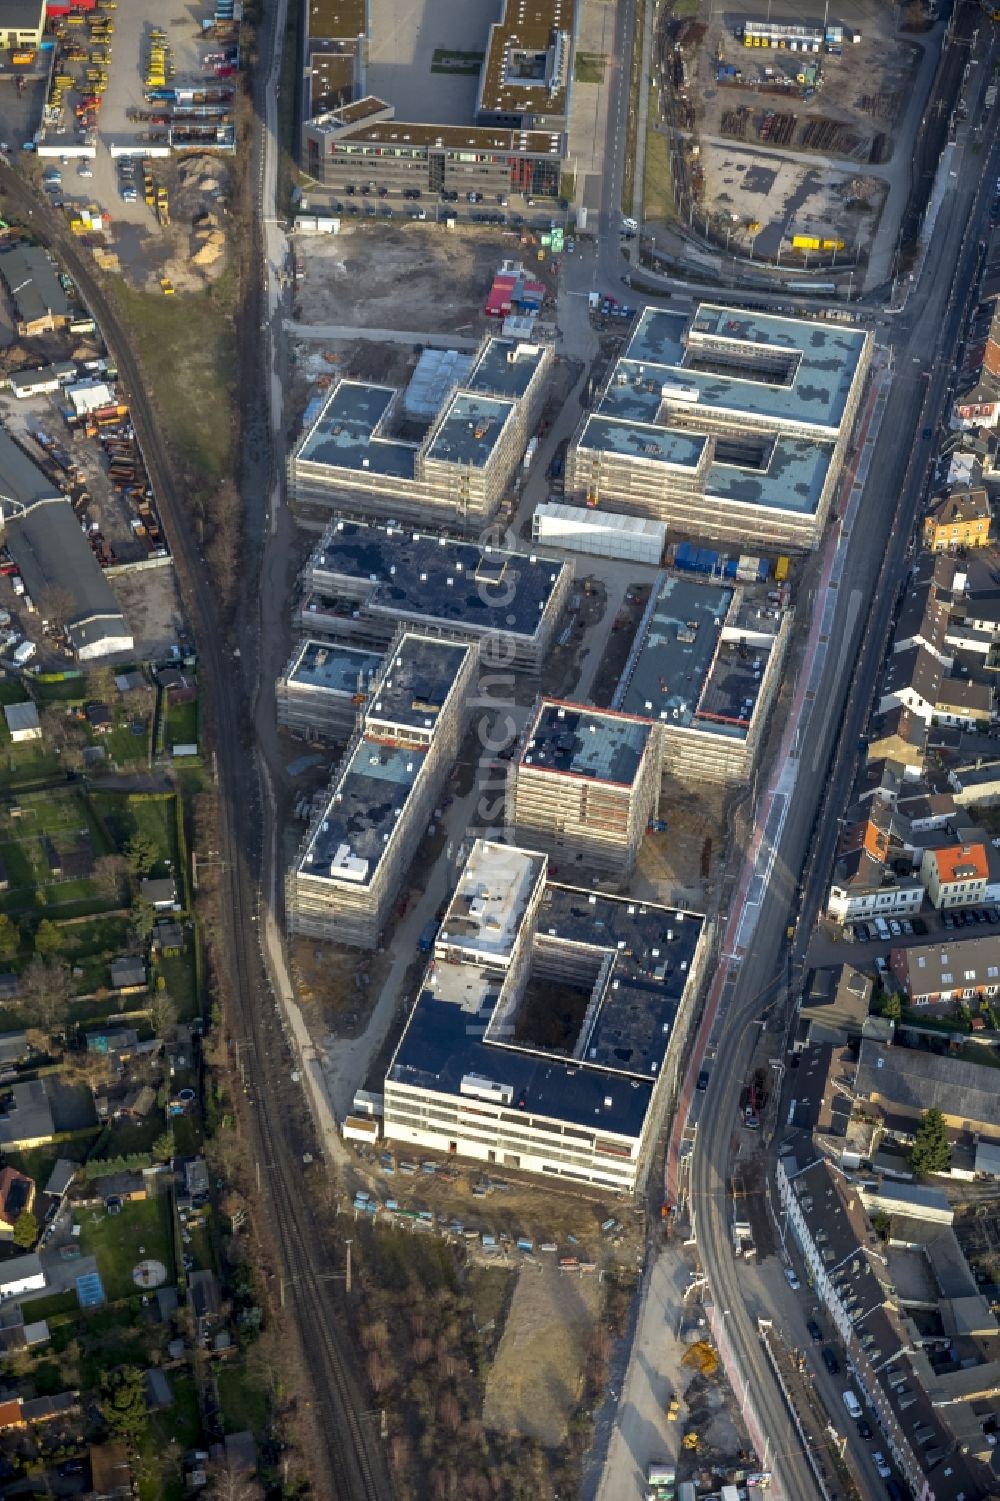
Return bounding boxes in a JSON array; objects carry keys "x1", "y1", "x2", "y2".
[
  {"x1": 843, "y1": 1390, "x2": 862, "y2": 1419},
  {"x1": 873, "y1": 917, "x2": 891, "y2": 941}
]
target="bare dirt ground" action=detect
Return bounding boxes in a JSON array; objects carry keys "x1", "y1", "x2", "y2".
[
  {"x1": 109, "y1": 562, "x2": 185, "y2": 658},
  {"x1": 634, "y1": 779, "x2": 728, "y2": 911},
  {"x1": 484, "y1": 1264, "x2": 603, "y2": 1445},
  {"x1": 291, "y1": 223, "x2": 555, "y2": 330}
]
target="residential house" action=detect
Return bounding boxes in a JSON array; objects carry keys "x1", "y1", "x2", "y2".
[
  {"x1": 3, "y1": 702, "x2": 41, "y2": 744},
  {"x1": 89, "y1": 1441, "x2": 132, "y2": 1501},
  {"x1": 919, "y1": 841, "x2": 989, "y2": 909},
  {"x1": 152, "y1": 918, "x2": 184, "y2": 952},
  {"x1": 923, "y1": 488, "x2": 992, "y2": 552},
  {"x1": 0, "y1": 1253, "x2": 45, "y2": 1300},
  {"x1": 865, "y1": 708, "x2": 927, "y2": 776},
  {"x1": 85, "y1": 702, "x2": 113, "y2": 735},
  {"x1": 889, "y1": 933, "x2": 1000, "y2": 1007},
  {"x1": 0, "y1": 1167, "x2": 35, "y2": 1238},
  {"x1": 145, "y1": 1368, "x2": 173, "y2": 1410},
  {"x1": 0, "y1": 1030, "x2": 30, "y2": 1069},
  {"x1": 140, "y1": 876, "x2": 179, "y2": 911},
  {"x1": 880, "y1": 645, "x2": 942, "y2": 723},
  {"x1": 855, "y1": 1040, "x2": 1000, "y2": 1139},
  {"x1": 21, "y1": 1392, "x2": 78, "y2": 1422},
  {"x1": 948, "y1": 758, "x2": 1000, "y2": 807},
  {"x1": 933, "y1": 674, "x2": 993, "y2": 729},
  {"x1": 797, "y1": 965, "x2": 876, "y2": 1047},
  {"x1": 109, "y1": 956, "x2": 146, "y2": 994},
  {"x1": 826, "y1": 804, "x2": 923, "y2": 922},
  {"x1": 778, "y1": 1155, "x2": 997, "y2": 1499},
  {"x1": 0, "y1": 1080, "x2": 55, "y2": 1151},
  {"x1": 43, "y1": 1159, "x2": 76, "y2": 1203}
]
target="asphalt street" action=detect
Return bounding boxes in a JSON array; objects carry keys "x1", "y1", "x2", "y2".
[{"x1": 685, "y1": 33, "x2": 1000, "y2": 1501}]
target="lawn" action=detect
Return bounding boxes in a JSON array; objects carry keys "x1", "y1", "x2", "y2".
[
  {"x1": 136, "y1": 1376, "x2": 202, "y2": 1501},
  {"x1": 217, "y1": 1362, "x2": 269, "y2": 1436},
  {"x1": 0, "y1": 789, "x2": 115, "y2": 919},
  {"x1": 621, "y1": 0, "x2": 646, "y2": 214},
  {"x1": 89, "y1": 791, "x2": 182, "y2": 880},
  {"x1": 643, "y1": 115, "x2": 674, "y2": 223},
  {"x1": 165, "y1": 697, "x2": 198, "y2": 751},
  {"x1": 574, "y1": 51, "x2": 606, "y2": 82},
  {"x1": 78, "y1": 1194, "x2": 177, "y2": 1303},
  {"x1": 153, "y1": 946, "x2": 199, "y2": 1022},
  {"x1": 112, "y1": 276, "x2": 236, "y2": 498}
]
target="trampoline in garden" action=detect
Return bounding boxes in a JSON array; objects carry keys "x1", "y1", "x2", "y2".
[{"x1": 76, "y1": 1271, "x2": 106, "y2": 1308}]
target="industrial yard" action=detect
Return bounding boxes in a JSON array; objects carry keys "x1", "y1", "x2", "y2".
[{"x1": 661, "y1": 0, "x2": 938, "y2": 262}]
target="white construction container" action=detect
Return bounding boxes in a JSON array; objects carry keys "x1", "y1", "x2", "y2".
[{"x1": 532, "y1": 502, "x2": 665, "y2": 565}]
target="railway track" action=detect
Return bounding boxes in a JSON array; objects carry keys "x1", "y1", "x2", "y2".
[{"x1": 0, "y1": 167, "x2": 391, "y2": 1501}]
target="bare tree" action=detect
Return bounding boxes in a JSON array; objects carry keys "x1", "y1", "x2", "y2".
[
  {"x1": 86, "y1": 664, "x2": 117, "y2": 701},
  {"x1": 43, "y1": 585, "x2": 76, "y2": 633},
  {"x1": 21, "y1": 957, "x2": 74, "y2": 1036},
  {"x1": 203, "y1": 1464, "x2": 264, "y2": 1501},
  {"x1": 94, "y1": 853, "x2": 130, "y2": 906},
  {"x1": 149, "y1": 987, "x2": 178, "y2": 1039}
]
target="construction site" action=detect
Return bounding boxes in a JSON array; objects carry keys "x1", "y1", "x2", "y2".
[{"x1": 659, "y1": 0, "x2": 934, "y2": 264}]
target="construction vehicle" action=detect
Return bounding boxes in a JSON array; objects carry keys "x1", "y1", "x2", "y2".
[
  {"x1": 11, "y1": 49, "x2": 35, "y2": 65},
  {"x1": 156, "y1": 187, "x2": 169, "y2": 226},
  {"x1": 160, "y1": 277, "x2": 174, "y2": 295},
  {"x1": 682, "y1": 1431, "x2": 699, "y2": 1452},
  {"x1": 666, "y1": 1395, "x2": 680, "y2": 1422}
]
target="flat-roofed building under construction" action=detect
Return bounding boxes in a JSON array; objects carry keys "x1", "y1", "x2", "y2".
[
  {"x1": 276, "y1": 639, "x2": 384, "y2": 739},
  {"x1": 383, "y1": 839, "x2": 706, "y2": 1193},
  {"x1": 290, "y1": 338, "x2": 552, "y2": 530},
  {"x1": 613, "y1": 571, "x2": 790, "y2": 784},
  {"x1": 507, "y1": 700, "x2": 661, "y2": 880},
  {"x1": 297, "y1": 518, "x2": 573, "y2": 671},
  {"x1": 287, "y1": 630, "x2": 478, "y2": 947},
  {"x1": 567, "y1": 303, "x2": 872, "y2": 550}
]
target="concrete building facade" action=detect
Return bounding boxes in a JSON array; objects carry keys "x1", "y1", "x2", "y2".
[
  {"x1": 276, "y1": 639, "x2": 384, "y2": 739},
  {"x1": 287, "y1": 631, "x2": 478, "y2": 948},
  {"x1": 298, "y1": 518, "x2": 573, "y2": 672},
  {"x1": 289, "y1": 338, "x2": 553, "y2": 529},
  {"x1": 566, "y1": 304, "x2": 872, "y2": 550},
  {"x1": 506, "y1": 699, "x2": 661, "y2": 880},
  {"x1": 383, "y1": 839, "x2": 707, "y2": 1194}
]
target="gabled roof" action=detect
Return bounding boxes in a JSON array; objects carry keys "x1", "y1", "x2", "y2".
[{"x1": 926, "y1": 842, "x2": 988, "y2": 883}]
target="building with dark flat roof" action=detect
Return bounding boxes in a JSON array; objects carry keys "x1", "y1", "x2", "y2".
[
  {"x1": 289, "y1": 337, "x2": 553, "y2": 529},
  {"x1": 384, "y1": 839, "x2": 707, "y2": 1194},
  {"x1": 567, "y1": 303, "x2": 872, "y2": 550},
  {"x1": 287, "y1": 631, "x2": 478, "y2": 947},
  {"x1": 276, "y1": 639, "x2": 383, "y2": 739},
  {"x1": 612, "y1": 570, "x2": 790, "y2": 784},
  {"x1": 506, "y1": 699, "x2": 661, "y2": 880},
  {"x1": 299, "y1": 517, "x2": 573, "y2": 671}
]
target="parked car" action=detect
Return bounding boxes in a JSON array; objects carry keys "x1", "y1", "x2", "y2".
[
  {"x1": 783, "y1": 1266, "x2": 801, "y2": 1291},
  {"x1": 857, "y1": 1419, "x2": 873, "y2": 1440},
  {"x1": 900, "y1": 919, "x2": 913, "y2": 935},
  {"x1": 822, "y1": 1347, "x2": 840, "y2": 1374},
  {"x1": 696, "y1": 1069, "x2": 710, "y2": 1092},
  {"x1": 843, "y1": 1390, "x2": 862, "y2": 1419},
  {"x1": 806, "y1": 1319, "x2": 822, "y2": 1342},
  {"x1": 873, "y1": 1452, "x2": 892, "y2": 1479},
  {"x1": 943, "y1": 911, "x2": 956, "y2": 929},
  {"x1": 888, "y1": 919, "x2": 901, "y2": 937}
]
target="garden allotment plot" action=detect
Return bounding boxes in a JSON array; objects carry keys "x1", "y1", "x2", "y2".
[{"x1": 0, "y1": 790, "x2": 113, "y2": 917}]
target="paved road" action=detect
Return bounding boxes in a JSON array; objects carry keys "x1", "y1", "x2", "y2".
[{"x1": 685, "y1": 27, "x2": 1000, "y2": 1501}]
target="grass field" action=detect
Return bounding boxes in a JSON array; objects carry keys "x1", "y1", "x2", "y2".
[
  {"x1": 621, "y1": 0, "x2": 646, "y2": 214},
  {"x1": 217, "y1": 1363, "x2": 269, "y2": 1436},
  {"x1": 0, "y1": 681, "x2": 61, "y2": 789},
  {"x1": 153, "y1": 945, "x2": 199, "y2": 1021},
  {"x1": 78, "y1": 1194, "x2": 176, "y2": 1303},
  {"x1": 112, "y1": 276, "x2": 236, "y2": 498},
  {"x1": 165, "y1": 697, "x2": 198, "y2": 751},
  {"x1": 643, "y1": 116, "x2": 674, "y2": 222},
  {"x1": 89, "y1": 791, "x2": 182, "y2": 880},
  {"x1": 574, "y1": 51, "x2": 606, "y2": 82},
  {"x1": 0, "y1": 789, "x2": 115, "y2": 919}
]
